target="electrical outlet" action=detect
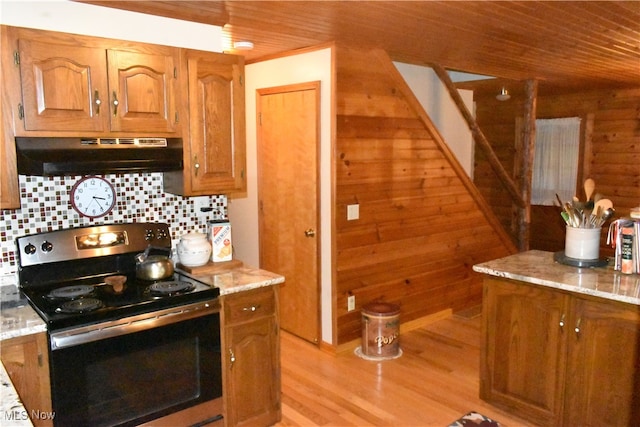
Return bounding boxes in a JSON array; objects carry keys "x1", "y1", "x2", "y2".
[
  {"x1": 193, "y1": 196, "x2": 210, "y2": 219},
  {"x1": 347, "y1": 295, "x2": 355, "y2": 312}
]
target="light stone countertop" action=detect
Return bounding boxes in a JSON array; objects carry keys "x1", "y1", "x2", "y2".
[
  {"x1": 0, "y1": 285, "x2": 47, "y2": 342},
  {"x1": 473, "y1": 250, "x2": 640, "y2": 306},
  {"x1": 185, "y1": 266, "x2": 285, "y2": 295}
]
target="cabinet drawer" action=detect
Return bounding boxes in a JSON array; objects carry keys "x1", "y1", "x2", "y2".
[{"x1": 223, "y1": 287, "x2": 275, "y2": 324}]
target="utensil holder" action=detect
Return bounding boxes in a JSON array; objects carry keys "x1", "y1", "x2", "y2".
[{"x1": 565, "y1": 226, "x2": 601, "y2": 260}]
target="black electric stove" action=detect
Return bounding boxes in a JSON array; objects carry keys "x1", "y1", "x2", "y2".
[{"x1": 16, "y1": 222, "x2": 219, "y2": 331}]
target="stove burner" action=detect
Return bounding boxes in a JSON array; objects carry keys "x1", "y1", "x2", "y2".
[
  {"x1": 56, "y1": 298, "x2": 104, "y2": 314},
  {"x1": 48, "y1": 285, "x2": 95, "y2": 300},
  {"x1": 148, "y1": 281, "x2": 194, "y2": 296}
]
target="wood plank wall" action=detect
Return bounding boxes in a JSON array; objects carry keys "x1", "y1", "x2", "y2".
[
  {"x1": 333, "y1": 46, "x2": 514, "y2": 345},
  {"x1": 472, "y1": 86, "x2": 640, "y2": 255}
]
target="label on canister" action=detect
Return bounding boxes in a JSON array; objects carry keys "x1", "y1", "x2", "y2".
[{"x1": 209, "y1": 220, "x2": 232, "y2": 262}]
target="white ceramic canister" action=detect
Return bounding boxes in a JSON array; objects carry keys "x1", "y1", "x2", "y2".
[
  {"x1": 565, "y1": 226, "x2": 602, "y2": 260},
  {"x1": 177, "y1": 232, "x2": 212, "y2": 267}
]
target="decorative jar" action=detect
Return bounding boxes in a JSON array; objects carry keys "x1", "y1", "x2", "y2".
[{"x1": 177, "y1": 232, "x2": 211, "y2": 267}]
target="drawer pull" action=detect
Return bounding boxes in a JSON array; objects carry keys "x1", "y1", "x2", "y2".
[
  {"x1": 559, "y1": 314, "x2": 565, "y2": 329},
  {"x1": 242, "y1": 304, "x2": 261, "y2": 312},
  {"x1": 229, "y1": 349, "x2": 235, "y2": 367}
]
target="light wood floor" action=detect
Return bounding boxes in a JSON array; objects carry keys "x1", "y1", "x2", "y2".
[{"x1": 277, "y1": 311, "x2": 536, "y2": 427}]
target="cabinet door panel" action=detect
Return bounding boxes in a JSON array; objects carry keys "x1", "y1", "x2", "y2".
[
  {"x1": 186, "y1": 52, "x2": 245, "y2": 193},
  {"x1": 481, "y1": 278, "x2": 567, "y2": 425},
  {"x1": 226, "y1": 318, "x2": 279, "y2": 427},
  {"x1": 564, "y1": 298, "x2": 640, "y2": 426},
  {"x1": 107, "y1": 49, "x2": 176, "y2": 133},
  {"x1": 0, "y1": 333, "x2": 53, "y2": 427},
  {"x1": 222, "y1": 287, "x2": 281, "y2": 427},
  {"x1": 19, "y1": 39, "x2": 107, "y2": 132},
  {"x1": 1, "y1": 26, "x2": 20, "y2": 207}
]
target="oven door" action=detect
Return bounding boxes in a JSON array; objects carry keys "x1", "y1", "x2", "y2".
[{"x1": 48, "y1": 301, "x2": 222, "y2": 427}]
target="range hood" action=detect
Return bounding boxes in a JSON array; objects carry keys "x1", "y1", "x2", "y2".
[{"x1": 15, "y1": 137, "x2": 183, "y2": 176}]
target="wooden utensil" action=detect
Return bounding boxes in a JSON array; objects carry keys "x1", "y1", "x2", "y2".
[
  {"x1": 593, "y1": 198, "x2": 613, "y2": 213},
  {"x1": 584, "y1": 178, "x2": 595, "y2": 201},
  {"x1": 105, "y1": 275, "x2": 127, "y2": 293}
]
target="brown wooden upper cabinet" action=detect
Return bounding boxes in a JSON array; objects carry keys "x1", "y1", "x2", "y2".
[
  {"x1": 164, "y1": 49, "x2": 246, "y2": 196},
  {"x1": 1, "y1": 26, "x2": 247, "y2": 200},
  {"x1": 8, "y1": 26, "x2": 179, "y2": 136}
]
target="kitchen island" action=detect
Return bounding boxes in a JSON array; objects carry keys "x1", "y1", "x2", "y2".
[
  {"x1": 473, "y1": 250, "x2": 640, "y2": 426},
  {"x1": 0, "y1": 265, "x2": 284, "y2": 427}
]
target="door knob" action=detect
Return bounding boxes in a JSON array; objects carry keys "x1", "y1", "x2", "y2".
[{"x1": 304, "y1": 228, "x2": 316, "y2": 237}]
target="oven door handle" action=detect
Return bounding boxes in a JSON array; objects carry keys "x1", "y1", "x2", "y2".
[{"x1": 50, "y1": 300, "x2": 219, "y2": 350}]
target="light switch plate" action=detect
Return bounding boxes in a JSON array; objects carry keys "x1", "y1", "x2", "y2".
[
  {"x1": 347, "y1": 204, "x2": 359, "y2": 220},
  {"x1": 347, "y1": 295, "x2": 355, "y2": 311}
]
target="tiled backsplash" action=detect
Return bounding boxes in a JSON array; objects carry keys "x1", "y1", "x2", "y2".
[{"x1": 0, "y1": 173, "x2": 226, "y2": 276}]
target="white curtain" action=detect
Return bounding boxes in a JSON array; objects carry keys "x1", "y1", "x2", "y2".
[{"x1": 531, "y1": 117, "x2": 581, "y2": 205}]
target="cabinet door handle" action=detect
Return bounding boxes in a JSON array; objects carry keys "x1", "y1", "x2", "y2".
[
  {"x1": 112, "y1": 91, "x2": 119, "y2": 116},
  {"x1": 229, "y1": 348, "x2": 235, "y2": 367},
  {"x1": 94, "y1": 90, "x2": 101, "y2": 115},
  {"x1": 574, "y1": 318, "x2": 582, "y2": 335},
  {"x1": 559, "y1": 314, "x2": 565, "y2": 329},
  {"x1": 304, "y1": 228, "x2": 316, "y2": 237},
  {"x1": 242, "y1": 304, "x2": 261, "y2": 312},
  {"x1": 194, "y1": 155, "x2": 200, "y2": 177}
]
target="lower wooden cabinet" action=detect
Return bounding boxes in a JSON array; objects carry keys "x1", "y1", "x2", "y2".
[
  {"x1": 563, "y1": 296, "x2": 640, "y2": 425},
  {"x1": 0, "y1": 332, "x2": 53, "y2": 427},
  {"x1": 221, "y1": 286, "x2": 281, "y2": 427},
  {"x1": 481, "y1": 277, "x2": 640, "y2": 426}
]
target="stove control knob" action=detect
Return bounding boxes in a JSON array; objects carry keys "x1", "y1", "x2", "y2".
[
  {"x1": 156, "y1": 228, "x2": 168, "y2": 240},
  {"x1": 145, "y1": 229, "x2": 155, "y2": 241},
  {"x1": 24, "y1": 243, "x2": 37, "y2": 255},
  {"x1": 41, "y1": 241, "x2": 53, "y2": 253}
]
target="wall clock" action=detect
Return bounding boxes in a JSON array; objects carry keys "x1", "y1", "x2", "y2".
[{"x1": 70, "y1": 176, "x2": 116, "y2": 218}]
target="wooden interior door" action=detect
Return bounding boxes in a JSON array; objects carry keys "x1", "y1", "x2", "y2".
[{"x1": 257, "y1": 82, "x2": 320, "y2": 344}]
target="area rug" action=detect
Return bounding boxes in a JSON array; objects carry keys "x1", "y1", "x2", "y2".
[{"x1": 448, "y1": 411, "x2": 501, "y2": 427}]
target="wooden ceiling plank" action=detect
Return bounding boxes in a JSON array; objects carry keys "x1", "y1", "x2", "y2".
[{"x1": 69, "y1": 0, "x2": 640, "y2": 89}]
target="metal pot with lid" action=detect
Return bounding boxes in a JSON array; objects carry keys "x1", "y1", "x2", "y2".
[{"x1": 135, "y1": 246, "x2": 174, "y2": 281}]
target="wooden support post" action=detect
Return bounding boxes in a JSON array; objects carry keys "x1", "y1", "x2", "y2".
[
  {"x1": 430, "y1": 64, "x2": 525, "y2": 209},
  {"x1": 517, "y1": 79, "x2": 538, "y2": 251}
]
